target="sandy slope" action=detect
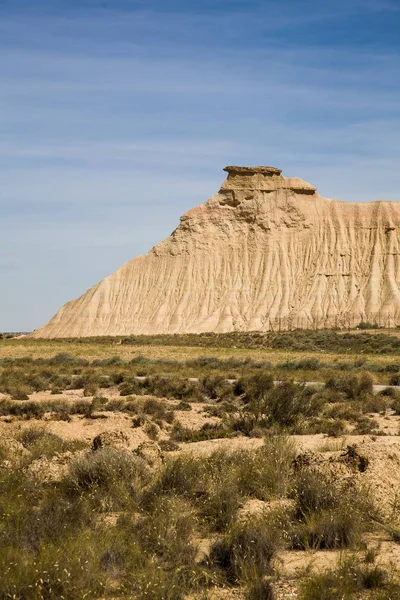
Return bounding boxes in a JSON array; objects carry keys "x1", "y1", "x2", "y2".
[{"x1": 32, "y1": 165, "x2": 400, "y2": 337}]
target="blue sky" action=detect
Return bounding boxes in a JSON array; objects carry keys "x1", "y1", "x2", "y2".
[{"x1": 1, "y1": 0, "x2": 400, "y2": 331}]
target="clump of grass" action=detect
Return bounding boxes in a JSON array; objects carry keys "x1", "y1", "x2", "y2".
[
  {"x1": 290, "y1": 468, "x2": 372, "y2": 550},
  {"x1": 199, "y1": 473, "x2": 241, "y2": 531},
  {"x1": 143, "y1": 420, "x2": 159, "y2": 440},
  {"x1": 63, "y1": 448, "x2": 150, "y2": 508},
  {"x1": 361, "y1": 394, "x2": 389, "y2": 413},
  {"x1": 120, "y1": 376, "x2": 204, "y2": 402},
  {"x1": 83, "y1": 381, "x2": 99, "y2": 397},
  {"x1": 299, "y1": 556, "x2": 396, "y2": 600},
  {"x1": 265, "y1": 381, "x2": 324, "y2": 427},
  {"x1": 17, "y1": 427, "x2": 85, "y2": 460},
  {"x1": 201, "y1": 375, "x2": 235, "y2": 401},
  {"x1": 240, "y1": 372, "x2": 275, "y2": 405},
  {"x1": 389, "y1": 373, "x2": 400, "y2": 386},
  {"x1": 133, "y1": 496, "x2": 197, "y2": 564},
  {"x1": 245, "y1": 580, "x2": 275, "y2": 600},
  {"x1": 234, "y1": 378, "x2": 324, "y2": 433},
  {"x1": 49, "y1": 353, "x2": 89, "y2": 366},
  {"x1": 0, "y1": 530, "x2": 107, "y2": 600},
  {"x1": 155, "y1": 453, "x2": 207, "y2": 498},
  {"x1": 208, "y1": 515, "x2": 281, "y2": 584},
  {"x1": 234, "y1": 436, "x2": 296, "y2": 500},
  {"x1": 143, "y1": 397, "x2": 174, "y2": 422},
  {"x1": 391, "y1": 394, "x2": 400, "y2": 415},
  {"x1": 353, "y1": 416, "x2": 381, "y2": 435},
  {"x1": 301, "y1": 417, "x2": 347, "y2": 437},
  {"x1": 18, "y1": 425, "x2": 50, "y2": 448},
  {"x1": 176, "y1": 400, "x2": 192, "y2": 411},
  {"x1": 0, "y1": 444, "x2": 9, "y2": 462}
]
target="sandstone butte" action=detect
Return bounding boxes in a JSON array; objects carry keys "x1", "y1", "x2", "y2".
[{"x1": 31, "y1": 165, "x2": 400, "y2": 338}]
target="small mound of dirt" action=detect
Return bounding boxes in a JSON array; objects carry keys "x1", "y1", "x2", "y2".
[
  {"x1": 92, "y1": 429, "x2": 130, "y2": 451},
  {"x1": 134, "y1": 440, "x2": 163, "y2": 469}
]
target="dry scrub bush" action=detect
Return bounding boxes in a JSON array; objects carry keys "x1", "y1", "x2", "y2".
[
  {"x1": 229, "y1": 379, "x2": 324, "y2": 435},
  {"x1": 151, "y1": 437, "x2": 295, "y2": 532},
  {"x1": 171, "y1": 421, "x2": 232, "y2": 442},
  {"x1": 299, "y1": 555, "x2": 398, "y2": 600},
  {"x1": 63, "y1": 447, "x2": 151, "y2": 509},
  {"x1": 120, "y1": 376, "x2": 203, "y2": 402},
  {"x1": 17, "y1": 427, "x2": 85, "y2": 460},
  {"x1": 325, "y1": 372, "x2": 373, "y2": 400},
  {"x1": 290, "y1": 468, "x2": 373, "y2": 550},
  {"x1": 208, "y1": 515, "x2": 281, "y2": 584},
  {"x1": 0, "y1": 531, "x2": 107, "y2": 600},
  {"x1": 245, "y1": 580, "x2": 275, "y2": 600},
  {"x1": 132, "y1": 496, "x2": 197, "y2": 564},
  {"x1": 0, "y1": 419, "x2": 386, "y2": 600}
]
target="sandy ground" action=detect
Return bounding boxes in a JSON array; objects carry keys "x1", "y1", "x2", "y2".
[{"x1": 3, "y1": 385, "x2": 400, "y2": 600}]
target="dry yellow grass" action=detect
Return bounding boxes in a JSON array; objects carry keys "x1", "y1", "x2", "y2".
[{"x1": 0, "y1": 337, "x2": 399, "y2": 369}]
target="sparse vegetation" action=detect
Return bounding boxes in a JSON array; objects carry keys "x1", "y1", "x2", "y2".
[
  {"x1": 290, "y1": 467, "x2": 372, "y2": 549},
  {"x1": 299, "y1": 556, "x2": 399, "y2": 600},
  {"x1": 1, "y1": 332, "x2": 400, "y2": 598}
]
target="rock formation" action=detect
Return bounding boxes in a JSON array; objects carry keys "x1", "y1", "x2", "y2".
[{"x1": 32, "y1": 165, "x2": 400, "y2": 337}]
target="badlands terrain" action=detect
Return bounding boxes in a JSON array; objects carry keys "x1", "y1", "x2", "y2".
[
  {"x1": 32, "y1": 165, "x2": 400, "y2": 338},
  {"x1": 2, "y1": 330, "x2": 400, "y2": 599}
]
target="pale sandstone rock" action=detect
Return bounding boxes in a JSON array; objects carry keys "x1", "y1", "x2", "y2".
[{"x1": 32, "y1": 166, "x2": 400, "y2": 337}]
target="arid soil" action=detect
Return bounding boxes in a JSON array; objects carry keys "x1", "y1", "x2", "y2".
[{"x1": 2, "y1": 383, "x2": 400, "y2": 599}]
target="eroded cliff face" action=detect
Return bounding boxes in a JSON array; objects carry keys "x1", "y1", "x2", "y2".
[{"x1": 32, "y1": 166, "x2": 400, "y2": 337}]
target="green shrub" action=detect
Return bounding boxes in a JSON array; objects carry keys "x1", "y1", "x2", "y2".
[
  {"x1": 18, "y1": 425, "x2": 49, "y2": 448},
  {"x1": 144, "y1": 421, "x2": 159, "y2": 440},
  {"x1": 241, "y1": 373, "x2": 275, "y2": 405},
  {"x1": 291, "y1": 507, "x2": 363, "y2": 550},
  {"x1": 159, "y1": 439, "x2": 180, "y2": 452},
  {"x1": 17, "y1": 427, "x2": 84, "y2": 460},
  {"x1": 83, "y1": 381, "x2": 98, "y2": 397},
  {"x1": 176, "y1": 400, "x2": 192, "y2": 410},
  {"x1": 142, "y1": 397, "x2": 172, "y2": 421},
  {"x1": 353, "y1": 417, "x2": 380, "y2": 435},
  {"x1": 11, "y1": 388, "x2": 30, "y2": 400},
  {"x1": 392, "y1": 395, "x2": 400, "y2": 414},
  {"x1": 0, "y1": 399, "x2": 46, "y2": 418},
  {"x1": 48, "y1": 353, "x2": 89, "y2": 366},
  {"x1": 379, "y1": 386, "x2": 397, "y2": 397}
]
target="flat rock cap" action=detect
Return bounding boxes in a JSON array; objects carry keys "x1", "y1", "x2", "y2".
[{"x1": 224, "y1": 165, "x2": 282, "y2": 176}]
